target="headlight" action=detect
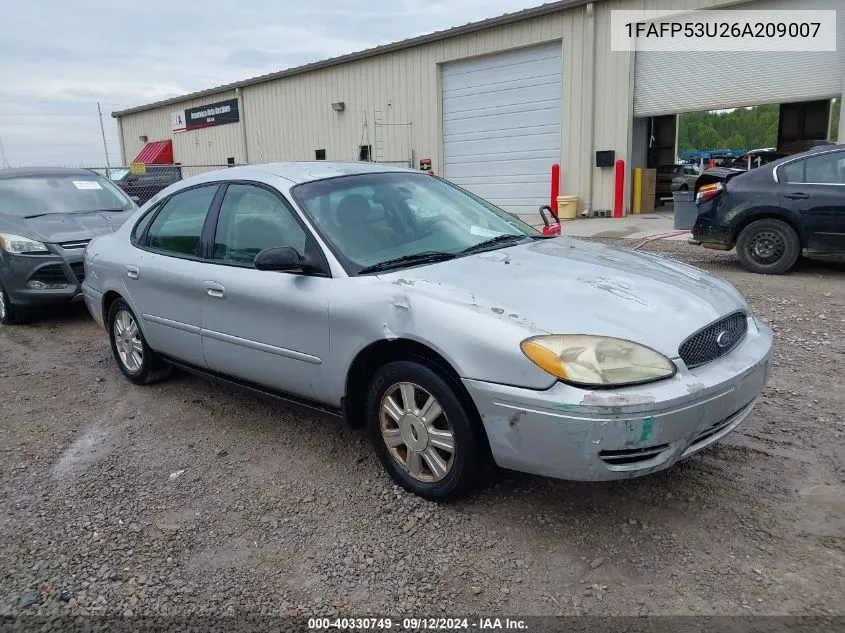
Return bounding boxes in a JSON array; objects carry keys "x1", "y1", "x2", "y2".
[
  {"x1": 520, "y1": 335, "x2": 676, "y2": 388},
  {"x1": 0, "y1": 233, "x2": 48, "y2": 254}
]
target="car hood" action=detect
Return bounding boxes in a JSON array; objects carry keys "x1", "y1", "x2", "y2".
[
  {"x1": 0, "y1": 210, "x2": 135, "y2": 244},
  {"x1": 377, "y1": 237, "x2": 749, "y2": 358}
]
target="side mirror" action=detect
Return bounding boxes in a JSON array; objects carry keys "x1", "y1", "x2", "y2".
[{"x1": 253, "y1": 246, "x2": 302, "y2": 271}]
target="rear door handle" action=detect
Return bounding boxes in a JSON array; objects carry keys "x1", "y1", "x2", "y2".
[
  {"x1": 126, "y1": 265, "x2": 140, "y2": 280},
  {"x1": 784, "y1": 192, "x2": 810, "y2": 200},
  {"x1": 204, "y1": 281, "x2": 226, "y2": 299}
]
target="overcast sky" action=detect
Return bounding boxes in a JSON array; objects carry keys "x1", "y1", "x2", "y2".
[{"x1": 0, "y1": 0, "x2": 543, "y2": 168}]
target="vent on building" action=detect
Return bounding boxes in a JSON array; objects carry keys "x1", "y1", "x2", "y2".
[
  {"x1": 315, "y1": 149, "x2": 326, "y2": 160},
  {"x1": 359, "y1": 145, "x2": 372, "y2": 161}
]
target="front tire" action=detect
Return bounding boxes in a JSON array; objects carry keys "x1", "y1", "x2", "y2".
[
  {"x1": 108, "y1": 298, "x2": 172, "y2": 384},
  {"x1": 736, "y1": 218, "x2": 800, "y2": 275},
  {"x1": 366, "y1": 360, "x2": 483, "y2": 501},
  {"x1": 0, "y1": 282, "x2": 28, "y2": 326}
]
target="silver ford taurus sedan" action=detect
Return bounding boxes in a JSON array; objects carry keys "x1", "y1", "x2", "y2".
[{"x1": 82, "y1": 162, "x2": 773, "y2": 500}]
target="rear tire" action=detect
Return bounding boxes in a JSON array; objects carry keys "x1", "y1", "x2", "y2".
[
  {"x1": 366, "y1": 360, "x2": 483, "y2": 501},
  {"x1": 108, "y1": 298, "x2": 172, "y2": 384},
  {"x1": 736, "y1": 218, "x2": 800, "y2": 275}
]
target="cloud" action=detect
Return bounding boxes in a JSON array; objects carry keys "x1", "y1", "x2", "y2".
[{"x1": 0, "y1": 0, "x2": 540, "y2": 166}]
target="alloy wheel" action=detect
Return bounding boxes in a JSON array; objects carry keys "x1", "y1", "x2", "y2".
[
  {"x1": 113, "y1": 309, "x2": 143, "y2": 373},
  {"x1": 0, "y1": 289, "x2": 6, "y2": 321},
  {"x1": 379, "y1": 382, "x2": 456, "y2": 483}
]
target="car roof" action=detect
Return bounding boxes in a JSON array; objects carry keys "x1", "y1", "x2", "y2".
[
  {"x1": 801, "y1": 142, "x2": 845, "y2": 155},
  {"x1": 0, "y1": 167, "x2": 100, "y2": 180},
  {"x1": 188, "y1": 161, "x2": 414, "y2": 186}
]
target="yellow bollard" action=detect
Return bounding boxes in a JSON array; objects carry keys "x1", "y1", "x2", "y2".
[{"x1": 633, "y1": 168, "x2": 643, "y2": 214}]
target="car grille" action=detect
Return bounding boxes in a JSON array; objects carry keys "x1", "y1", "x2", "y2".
[
  {"x1": 59, "y1": 239, "x2": 90, "y2": 250},
  {"x1": 69, "y1": 262, "x2": 85, "y2": 283},
  {"x1": 599, "y1": 444, "x2": 671, "y2": 466},
  {"x1": 29, "y1": 265, "x2": 70, "y2": 285},
  {"x1": 679, "y1": 312, "x2": 748, "y2": 369}
]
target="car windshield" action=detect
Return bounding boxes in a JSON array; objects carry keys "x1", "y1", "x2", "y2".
[
  {"x1": 0, "y1": 174, "x2": 135, "y2": 217},
  {"x1": 292, "y1": 172, "x2": 541, "y2": 274}
]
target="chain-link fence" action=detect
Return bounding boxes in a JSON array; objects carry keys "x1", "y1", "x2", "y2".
[{"x1": 86, "y1": 164, "x2": 242, "y2": 205}]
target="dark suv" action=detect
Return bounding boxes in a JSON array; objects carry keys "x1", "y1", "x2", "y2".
[
  {"x1": 113, "y1": 165, "x2": 182, "y2": 205},
  {"x1": 0, "y1": 167, "x2": 136, "y2": 324}
]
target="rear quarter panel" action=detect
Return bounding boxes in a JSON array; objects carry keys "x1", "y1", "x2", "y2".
[{"x1": 720, "y1": 173, "x2": 806, "y2": 244}]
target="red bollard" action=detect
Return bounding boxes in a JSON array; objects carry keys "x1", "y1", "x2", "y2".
[
  {"x1": 551, "y1": 163, "x2": 560, "y2": 213},
  {"x1": 613, "y1": 159, "x2": 625, "y2": 218}
]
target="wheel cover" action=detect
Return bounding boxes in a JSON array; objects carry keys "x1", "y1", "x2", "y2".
[
  {"x1": 379, "y1": 382, "x2": 456, "y2": 483},
  {"x1": 113, "y1": 309, "x2": 143, "y2": 373},
  {"x1": 0, "y1": 289, "x2": 6, "y2": 320},
  {"x1": 748, "y1": 229, "x2": 786, "y2": 264}
]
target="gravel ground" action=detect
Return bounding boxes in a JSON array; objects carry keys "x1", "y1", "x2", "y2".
[{"x1": 1, "y1": 240, "x2": 844, "y2": 620}]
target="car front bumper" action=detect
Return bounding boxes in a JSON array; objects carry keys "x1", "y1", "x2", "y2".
[
  {"x1": 464, "y1": 317, "x2": 773, "y2": 481},
  {"x1": 0, "y1": 251, "x2": 85, "y2": 308}
]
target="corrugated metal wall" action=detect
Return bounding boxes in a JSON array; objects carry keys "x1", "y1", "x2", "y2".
[
  {"x1": 241, "y1": 13, "x2": 573, "y2": 166},
  {"x1": 117, "y1": 10, "x2": 607, "y2": 208},
  {"x1": 117, "y1": 0, "x2": 831, "y2": 214}
]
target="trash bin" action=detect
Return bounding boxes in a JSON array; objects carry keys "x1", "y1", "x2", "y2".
[
  {"x1": 556, "y1": 195, "x2": 579, "y2": 220},
  {"x1": 672, "y1": 190, "x2": 697, "y2": 230}
]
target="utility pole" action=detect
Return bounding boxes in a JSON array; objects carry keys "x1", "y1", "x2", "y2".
[
  {"x1": 0, "y1": 136, "x2": 9, "y2": 168},
  {"x1": 97, "y1": 101, "x2": 111, "y2": 178}
]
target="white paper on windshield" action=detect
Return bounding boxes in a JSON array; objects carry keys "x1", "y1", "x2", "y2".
[
  {"x1": 72, "y1": 181, "x2": 102, "y2": 190},
  {"x1": 470, "y1": 226, "x2": 505, "y2": 238}
]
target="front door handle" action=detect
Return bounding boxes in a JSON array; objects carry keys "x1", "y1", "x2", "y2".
[
  {"x1": 204, "y1": 281, "x2": 226, "y2": 299},
  {"x1": 784, "y1": 192, "x2": 810, "y2": 200},
  {"x1": 126, "y1": 265, "x2": 140, "y2": 280}
]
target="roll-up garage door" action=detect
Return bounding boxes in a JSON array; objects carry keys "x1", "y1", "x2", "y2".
[
  {"x1": 634, "y1": 0, "x2": 845, "y2": 117},
  {"x1": 441, "y1": 41, "x2": 562, "y2": 215}
]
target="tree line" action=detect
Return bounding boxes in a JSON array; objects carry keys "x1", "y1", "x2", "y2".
[{"x1": 678, "y1": 100, "x2": 840, "y2": 153}]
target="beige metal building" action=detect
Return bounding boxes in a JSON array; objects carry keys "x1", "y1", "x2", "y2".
[{"x1": 113, "y1": 0, "x2": 845, "y2": 217}]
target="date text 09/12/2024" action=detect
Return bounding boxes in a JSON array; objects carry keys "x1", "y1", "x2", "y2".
[{"x1": 307, "y1": 617, "x2": 528, "y2": 630}]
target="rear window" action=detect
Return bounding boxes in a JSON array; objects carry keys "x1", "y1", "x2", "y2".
[{"x1": 0, "y1": 174, "x2": 134, "y2": 217}]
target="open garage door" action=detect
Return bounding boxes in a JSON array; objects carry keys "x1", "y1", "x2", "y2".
[
  {"x1": 441, "y1": 42, "x2": 562, "y2": 215},
  {"x1": 634, "y1": 0, "x2": 845, "y2": 117}
]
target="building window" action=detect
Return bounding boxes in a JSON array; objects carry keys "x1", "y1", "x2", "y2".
[
  {"x1": 359, "y1": 145, "x2": 372, "y2": 161},
  {"x1": 315, "y1": 149, "x2": 326, "y2": 160}
]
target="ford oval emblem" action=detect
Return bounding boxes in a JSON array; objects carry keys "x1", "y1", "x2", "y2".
[{"x1": 715, "y1": 330, "x2": 732, "y2": 348}]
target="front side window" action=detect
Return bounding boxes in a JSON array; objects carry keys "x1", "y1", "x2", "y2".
[
  {"x1": 144, "y1": 185, "x2": 218, "y2": 256},
  {"x1": 292, "y1": 172, "x2": 539, "y2": 274},
  {"x1": 212, "y1": 184, "x2": 306, "y2": 265},
  {"x1": 780, "y1": 152, "x2": 845, "y2": 185}
]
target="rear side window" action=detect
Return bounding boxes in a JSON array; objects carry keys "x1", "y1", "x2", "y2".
[
  {"x1": 780, "y1": 152, "x2": 845, "y2": 185},
  {"x1": 144, "y1": 185, "x2": 218, "y2": 257}
]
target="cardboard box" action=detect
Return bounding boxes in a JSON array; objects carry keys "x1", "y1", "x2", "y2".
[
  {"x1": 639, "y1": 168, "x2": 657, "y2": 213},
  {"x1": 641, "y1": 168, "x2": 657, "y2": 195}
]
